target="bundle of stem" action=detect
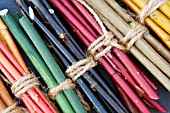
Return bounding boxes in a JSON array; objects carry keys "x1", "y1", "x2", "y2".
[
  {"x1": 24, "y1": 0, "x2": 130, "y2": 112},
  {"x1": 0, "y1": 8, "x2": 86, "y2": 113},
  {"x1": 83, "y1": 0, "x2": 170, "y2": 92},
  {"x1": 19, "y1": 16, "x2": 86, "y2": 113},
  {"x1": 49, "y1": 0, "x2": 167, "y2": 112},
  {"x1": 122, "y1": 0, "x2": 170, "y2": 49},
  {"x1": 0, "y1": 39, "x2": 57, "y2": 113}
]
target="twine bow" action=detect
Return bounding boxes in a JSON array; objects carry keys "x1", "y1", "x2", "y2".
[
  {"x1": 88, "y1": 31, "x2": 126, "y2": 60},
  {"x1": 66, "y1": 56, "x2": 97, "y2": 81}
]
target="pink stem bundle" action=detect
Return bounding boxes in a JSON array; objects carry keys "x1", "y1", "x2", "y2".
[
  {"x1": 0, "y1": 40, "x2": 57, "y2": 113},
  {"x1": 50, "y1": 0, "x2": 167, "y2": 112},
  {"x1": 112, "y1": 48, "x2": 159, "y2": 98}
]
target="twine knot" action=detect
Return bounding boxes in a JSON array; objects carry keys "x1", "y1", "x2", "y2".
[
  {"x1": 2, "y1": 102, "x2": 28, "y2": 113},
  {"x1": 66, "y1": 57, "x2": 97, "y2": 81},
  {"x1": 48, "y1": 79, "x2": 90, "y2": 111},
  {"x1": 120, "y1": 24, "x2": 148, "y2": 50},
  {"x1": 11, "y1": 73, "x2": 39, "y2": 98},
  {"x1": 48, "y1": 79, "x2": 75, "y2": 99},
  {"x1": 88, "y1": 31, "x2": 126, "y2": 60},
  {"x1": 138, "y1": 0, "x2": 167, "y2": 23},
  {"x1": 66, "y1": 31, "x2": 125, "y2": 81},
  {"x1": 65, "y1": 0, "x2": 127, "y2": 81}
]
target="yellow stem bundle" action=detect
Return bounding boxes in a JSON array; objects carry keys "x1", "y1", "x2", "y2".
[
  {"x1": 123, "y1": 0, "x2": 170, "y2": 48},
  {"x1": 131, "y1": 0, "x2": 170, "y2": 34}
]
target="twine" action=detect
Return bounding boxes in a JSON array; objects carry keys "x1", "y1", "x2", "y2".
[
  {"x1": 48, "y1": 79, "x2": 90, "y2": 111},
  {"x1": 2, "y1": 102, "x2": 28, "y2": 113},
  {"x1": 139, "y1": 0, "x2": 167, "y2": 23},
  {"x1": 75, "y1": 88, "x2": 90, "y2": 111},
  {"x1": 88, "y1": 31, "x2": 126, "y2": 60},
  {"x1": 66, "y1": 56, "x2": 96, "y2": 81},
  {"x1": 66, "y1": 0, "x2": 126, "y2": 81},
  {"x1": 66, "y1": 36, "x2": 121, "y2": 80},
  {"x1": 120, "y1": 24, "x2": 148, "y2": 50},
  {"x1": 48, "y1": 79, "x2": 75, "y2": 99},
  {"x1": 11, "y1": 73, "x2": 39, "y2": 98}
]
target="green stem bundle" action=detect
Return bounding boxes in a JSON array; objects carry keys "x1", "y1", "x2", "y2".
[{"x1": 19, "y1": 16, "x2": 86, "y2": 113}]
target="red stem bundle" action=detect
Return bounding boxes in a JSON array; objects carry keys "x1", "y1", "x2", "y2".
[
  {"x1": 61, "y1": 0, "x2": 96, "y2": 37},
  {"x1": 0, "y1": 40, "x2": 57, "y2": 113},
  {"x1": 112, "y1": 48, "x2": 159, "y2": 99},
  {"x1": 59, "y1": 0, "x2": 159, "y2": 99}
]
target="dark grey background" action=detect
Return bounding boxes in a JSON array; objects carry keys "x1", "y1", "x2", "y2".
[{"x1": 0, "y1": 0, "x2": 169, "y2": 113}]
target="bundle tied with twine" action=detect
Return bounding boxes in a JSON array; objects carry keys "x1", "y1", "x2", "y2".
[
  {"x1": 26, "y1": 6, "x2": 91, "y2": 111},
  {"x1": 138, "y1": 0, "x2": 167, "y2": 23},
  {"x1": 65, "y1": 0, "x2": 148, "y2": 82},
  {"x1": 0, "y1": 71, "x2": 39, "y2": 97},
  {"x1": 48, "y1": 79, "x2": 75, "y2": 99},
  {"x1": 11, "y1": 73, "x2": 39, "y2": 98},
  {"x1": 48, "y1": 78, "x2": 90, "y2": 111}
]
